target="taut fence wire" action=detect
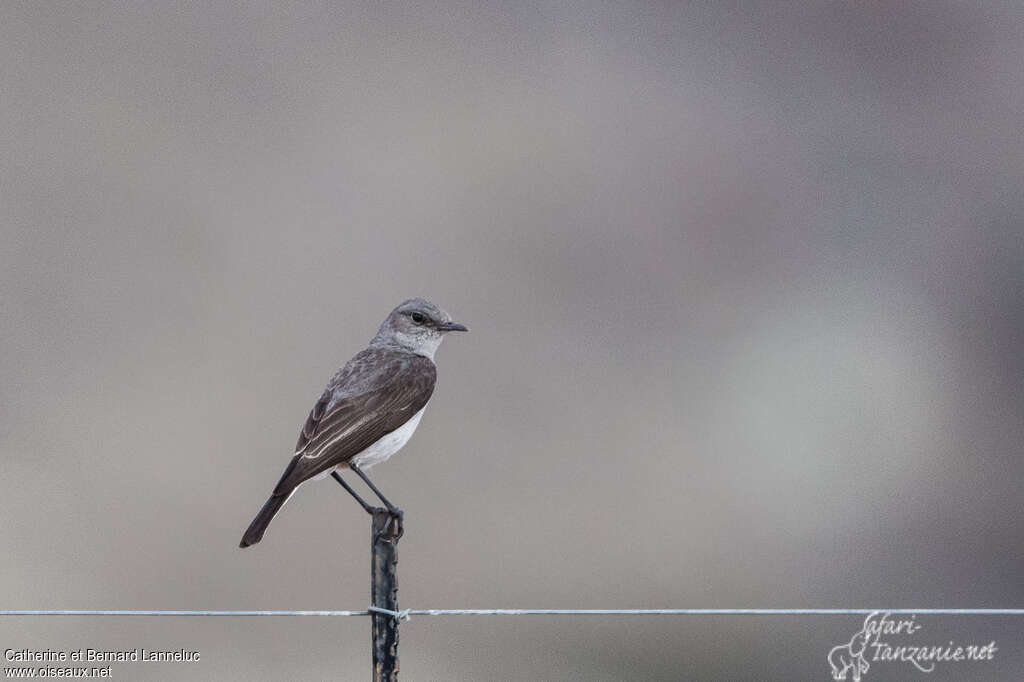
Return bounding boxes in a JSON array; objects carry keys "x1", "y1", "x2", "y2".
[{"x1": 2, "y1": 608, "x2": 1023, "y2": 617}]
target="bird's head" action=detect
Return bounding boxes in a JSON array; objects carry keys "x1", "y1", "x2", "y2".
[{"x1": 372, "y1": 298, "x2": 468, "y2": 358}]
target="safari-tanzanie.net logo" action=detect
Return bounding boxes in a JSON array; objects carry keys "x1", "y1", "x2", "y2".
[{"x1": 827, "y1": 612, "x2": 997, "y2": 680}]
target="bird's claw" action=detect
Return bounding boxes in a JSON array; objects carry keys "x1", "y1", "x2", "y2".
[
  {"x1": 372, "y1": 507, "x2": 404, "y2": 541},
  {"x1": 386, "y1": 507, "x2": 404, "y2": 540}
]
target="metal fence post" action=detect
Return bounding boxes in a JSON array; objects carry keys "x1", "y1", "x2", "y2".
[{"x1": 371, "y1": 510, "x2": 400, "y2": 681}]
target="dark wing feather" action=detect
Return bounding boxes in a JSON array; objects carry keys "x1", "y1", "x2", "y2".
[
  {"x1": 273, "y1": 353, "x2": 436, "y2": 494},
  {"x1": 296, "y1": 388, "x2": 332, "y2": 453}
]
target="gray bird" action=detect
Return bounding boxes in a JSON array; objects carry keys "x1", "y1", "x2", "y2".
[{"x1": 240, "y1": 298, "x2": 468, "y2": 548}]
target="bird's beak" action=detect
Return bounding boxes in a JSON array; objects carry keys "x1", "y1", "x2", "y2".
[{"x1": 438, "y1": 321, "x2": 469, "y2": 332}]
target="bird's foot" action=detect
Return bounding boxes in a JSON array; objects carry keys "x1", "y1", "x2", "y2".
[
  {"x1": 386, "y1": 507, "x2": 404, "y2": 540},
  {"x1": 371, "y1": 506, "x2": 404, "y2": 541}
]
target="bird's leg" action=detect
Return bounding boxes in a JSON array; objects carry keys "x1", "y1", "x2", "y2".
[
  {"x1": 348, "y1": 463, "x2": 402, "y2": 514},
  {"x1": 331, "y1": 471, "x2": 381, "y2": 515},
  {"x1": 349, "y1": 463, "x2": 403, "y2": 538}
]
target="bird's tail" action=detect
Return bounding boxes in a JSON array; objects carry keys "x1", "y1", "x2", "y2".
[{"x1": 239, "y1": 491, "x2": 292, "y2": 548}]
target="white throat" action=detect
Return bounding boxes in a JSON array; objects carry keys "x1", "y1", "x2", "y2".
[{"x1": 388, "y1": 331, "x2": 443, "y2": 359}]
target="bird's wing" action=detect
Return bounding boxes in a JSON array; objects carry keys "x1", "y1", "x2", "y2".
[{"x1": 272, "y1": 352, "x2": 436, "y2": 494}]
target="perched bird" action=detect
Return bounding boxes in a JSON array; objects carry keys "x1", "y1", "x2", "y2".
[{"x1": 240, "y1": 298, "x2": 467, "y2": 548}]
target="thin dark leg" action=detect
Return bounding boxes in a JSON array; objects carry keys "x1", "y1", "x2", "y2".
[
  {"x1": 349, "y1": 463, "x2": 401, "y2": 513},
  {"x1": 350, "y1": 463, "x2": 403, "y2": 539},
  {"x1": 331, "y1": 471, "x2": 378, "y2": 515}
]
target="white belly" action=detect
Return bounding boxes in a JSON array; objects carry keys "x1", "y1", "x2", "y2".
[{"x1": 347, "y1": 407, "x2": 425, "y2": 470}]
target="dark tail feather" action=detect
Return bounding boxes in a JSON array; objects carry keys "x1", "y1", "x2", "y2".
[
  {"x1": 239, "y1": 491, "x2": 291, "y2": 548},
  {"x1": 241, "y1": 456, "x2": 303, "y2": 548}
]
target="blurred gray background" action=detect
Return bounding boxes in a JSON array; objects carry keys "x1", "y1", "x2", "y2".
[{"x1": 2, "y1": 2, "x2": 1022, "y2": 680}]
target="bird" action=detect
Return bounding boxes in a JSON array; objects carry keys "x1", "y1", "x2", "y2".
[{"x1": 239, "y1": 298, "x2": 468, "y2": 548}]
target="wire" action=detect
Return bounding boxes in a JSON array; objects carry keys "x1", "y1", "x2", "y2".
[
  {"x1": 0, "y1": 606, "x2": 1019, "y2": 614},
  {"x1": 384, "y1": 608, "x2": 1024, "y2": 617}
]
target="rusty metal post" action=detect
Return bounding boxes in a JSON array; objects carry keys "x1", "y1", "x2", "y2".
[{"x1": 371, "y1": 509, "x2": 400, "y2": 681}]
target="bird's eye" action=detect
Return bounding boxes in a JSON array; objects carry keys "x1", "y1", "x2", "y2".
[{"x1": 410, "y1": 312, "x2": 426, "y2": 324}]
